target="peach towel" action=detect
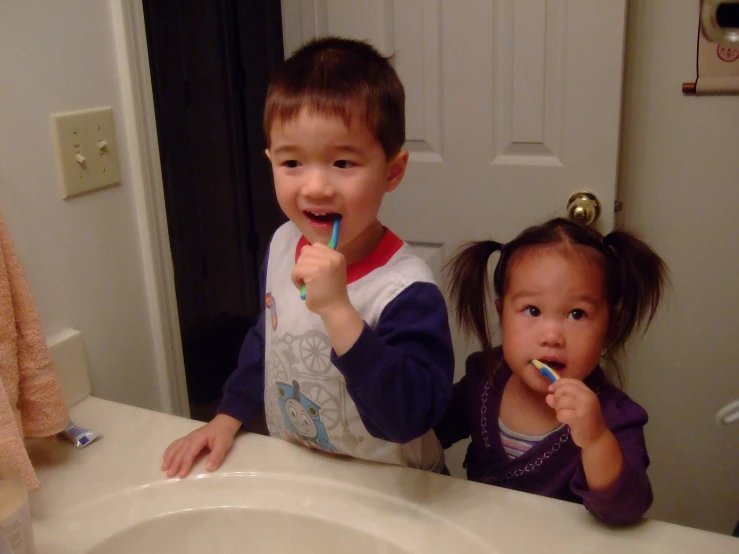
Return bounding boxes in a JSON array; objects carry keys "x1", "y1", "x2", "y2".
[{"x1": 0, "y1": 212, "x2": 68, "y2": 490}]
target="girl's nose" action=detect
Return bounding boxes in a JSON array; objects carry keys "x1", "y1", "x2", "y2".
[
  {"x1": 302, "y1": 168, "x2": 335, "y2": 198},
  {"x1": 539, "y1": 321, "x2": 565, "y2": 347}
]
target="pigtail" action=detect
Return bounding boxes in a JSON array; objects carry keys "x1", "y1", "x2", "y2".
[
  {"x1": 445, "y1": 241, "x2": 503, "y2": 355},
  {"x1": 602, "y1": 231, "x2": 669, "y2": 355}
]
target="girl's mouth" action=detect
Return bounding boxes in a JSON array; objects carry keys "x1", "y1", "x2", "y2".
[{"x1": 539, "y1": 359, "x2": 565, "y2": 372}]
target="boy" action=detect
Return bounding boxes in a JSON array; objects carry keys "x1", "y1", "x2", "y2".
[{"x1": 162, "y1": 37, "x2": 454, "y2": 477}]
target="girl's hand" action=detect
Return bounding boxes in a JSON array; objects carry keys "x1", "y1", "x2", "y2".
[
  {"x1": 292, "y1": 243, "x2": 350, "y2": 315},
  {"x1": 546, "y1": 378, "x2": 607, "y2": 449}
]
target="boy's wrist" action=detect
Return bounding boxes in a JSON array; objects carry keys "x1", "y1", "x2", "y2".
[
  {"x1": 318, "y1": 298, "x2": 356, "y2": 323},
  {"x1": 212, "y1": 413, "x2": 242, "y2": 435},
  {"x1": 320, "y1": 300, "x2": 364, "y2": 355}
]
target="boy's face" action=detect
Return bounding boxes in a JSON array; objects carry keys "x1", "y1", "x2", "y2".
[{"x1": 266, "y1": 109, "x2": 408, "y2": 264}]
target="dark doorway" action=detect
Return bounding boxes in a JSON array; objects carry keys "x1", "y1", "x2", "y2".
[{"x1": 143, "y1": 0, "x2": 286, "y2": 422}]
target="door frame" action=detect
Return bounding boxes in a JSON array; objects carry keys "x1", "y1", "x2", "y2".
[{"x1": 110, "y1": 0, "x2": 189, "y2": 416}]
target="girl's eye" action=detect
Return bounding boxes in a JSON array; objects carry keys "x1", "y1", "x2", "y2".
[
  {"x1": 523, "y1": 306, "x2": 540, "y2": 317},
  {"x1": 282, "y1": 160, "x2": 301, "y2": 168},
  {"x1": 568, "y1": 309, "x2": 586, "y2": 321},
  {"x1": 334, "y1": 160, "x2": 356, "y2": 169}
]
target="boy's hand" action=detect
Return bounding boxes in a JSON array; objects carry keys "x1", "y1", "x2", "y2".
[
  {"x1": 293, "y1": 243, "x2": 364, "y2": 355},
  {"x1": 161, "y1": 414, "x2": 241, "y2": 478},
  {"x1": 546, "y1": 378, "x2": 607, "y2": 449},
  {"x1": 293, "y1": 243, "x2": 350, "y2": 315}
]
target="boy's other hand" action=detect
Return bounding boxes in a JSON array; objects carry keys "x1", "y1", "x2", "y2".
[
  {"x1": 293, "y1": 243, "x2": 349, "y2": 314},
  {"x1": 161, "y1": 413, "x2": 241, "y2": 478}
]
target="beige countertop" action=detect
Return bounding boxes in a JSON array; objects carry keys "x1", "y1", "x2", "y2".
[{"x1": 25, "y1": 397, "x2": 739, "y2": 553}]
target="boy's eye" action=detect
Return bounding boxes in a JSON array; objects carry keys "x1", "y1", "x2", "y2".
[
  {"x1": 334, "y1": 160, "x2": 356, "y2": 169},
  {"x1": 523, "y1": 306, "x2": 540, "y2": 317},
  {"x1": 282, "y1": 160, "x2": 301, "y2": 168},
  {"x1": 568, "y1": 309, "x2": 586, "y2": 321}
]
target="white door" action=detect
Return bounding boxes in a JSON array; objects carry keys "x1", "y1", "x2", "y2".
[{"x1": 281, "y1": 0, "x2": 627, "y2": 474}]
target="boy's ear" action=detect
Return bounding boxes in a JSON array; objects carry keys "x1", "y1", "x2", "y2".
[
  {"x1": 495, "y1": 298, "x2": 502, "y2": 319},
  {"x1": 385, "y1": 150, "x2": 409, "y2": 192},
  {"x1": 264, "y1": 148, "x2": 272, "y2": 161}
]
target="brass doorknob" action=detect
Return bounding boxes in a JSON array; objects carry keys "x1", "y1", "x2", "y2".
[{"x1": 567, "y1": 191, "x2": 601, "y2": 226}]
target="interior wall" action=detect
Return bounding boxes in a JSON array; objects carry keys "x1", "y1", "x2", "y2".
[
  {"x1": 618, "y1": 0, "x2": 739, "y2": 534},
  {"x1": 0, "y1": 1, "x2": 162, "y2": 410}
]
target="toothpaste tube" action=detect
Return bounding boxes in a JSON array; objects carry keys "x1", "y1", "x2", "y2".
[{"x1": 60, "y1": 420, "x2": 103, "y2": 449}]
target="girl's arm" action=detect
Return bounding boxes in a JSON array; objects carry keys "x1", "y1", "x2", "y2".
[
  {"x1": 571, "y1": 399, "x2": 653, "y2": 526},
  {"x1": 433, "y1": 378, "x2": 472, "y2": 448},
  {"x1": 580, "y1": 429, "x2": 623, "y2": 491},
  {"x1": 432, "y1": 352, "x2": 489, "y2": 448}
]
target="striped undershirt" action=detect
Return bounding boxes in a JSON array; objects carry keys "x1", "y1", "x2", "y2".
[{"x1": 499, "y1": 418, "x2": 564, "y2": 459}]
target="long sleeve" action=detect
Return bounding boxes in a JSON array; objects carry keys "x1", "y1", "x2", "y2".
[
  {"x1": 433, "y1": 354, "x2": 485, "y2": 449},
  {"x1": 216, "y1": 258, "x2": 267, "y2": 425},
  {"x1": 331, "y1": 282, "x2": 454, "y2": 443},
  {"x1": 570, "y1": 394, "x2": 653, "y2": 526}
]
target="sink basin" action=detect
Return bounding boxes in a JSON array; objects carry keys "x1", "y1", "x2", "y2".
[
  {"x1": 89, "y1": 508, "x2": 410, "y2": 553},
  {"x1": 43, "y1": 473, "x2": 495, "y2": 554}
]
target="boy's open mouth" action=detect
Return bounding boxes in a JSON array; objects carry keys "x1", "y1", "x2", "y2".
[{"x1": 305, "y1": 210, "x2": 340, "y2": 224}]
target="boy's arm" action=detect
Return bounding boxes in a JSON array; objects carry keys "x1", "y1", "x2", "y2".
[
  {"x1": 216, "y1": 310, "x2": 266, "y2": 425},
  {"x1": 570, "y1": 402, "x2": 653, "y2": 526},
  {"x1": 216, "y1": 257, "x2": 268, "y2": 425},
  {"x1": 330, "y1": 282, "x2": 454, "y2": 443}
]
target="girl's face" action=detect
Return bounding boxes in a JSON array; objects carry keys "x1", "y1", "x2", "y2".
[{"x1": 496, "y1": 247, "x2": 610, "y2": 394}]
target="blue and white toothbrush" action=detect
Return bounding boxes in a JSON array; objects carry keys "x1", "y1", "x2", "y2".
[{"x1": 530, "y1": 359, "x2": 561, "y2": 383}]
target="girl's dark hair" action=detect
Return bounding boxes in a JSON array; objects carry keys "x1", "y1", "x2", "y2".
[{"x1": 446, "y1": 217, "x2": 668, "y2": 375}]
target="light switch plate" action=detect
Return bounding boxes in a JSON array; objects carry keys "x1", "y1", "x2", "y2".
[{"x1": 50, "y1": 107, "x2": 121, "y2": 199}]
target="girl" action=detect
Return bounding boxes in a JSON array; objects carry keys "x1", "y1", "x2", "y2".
[{"x1": 434, "y1": 217, "x2": 668, "y2": 526}]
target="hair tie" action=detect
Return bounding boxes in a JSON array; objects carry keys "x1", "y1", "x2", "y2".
[{"x1": 486, "y1": 240, "x2": 505, "y2": 251}]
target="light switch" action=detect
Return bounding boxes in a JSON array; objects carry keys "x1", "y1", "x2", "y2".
[{"x1": 50, "y1": 107, "x2": 121, "y2": 199}]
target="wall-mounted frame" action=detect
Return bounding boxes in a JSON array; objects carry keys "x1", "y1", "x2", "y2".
[{"x1": 683, "y1": 0, "x2": 739, "y2": 95}]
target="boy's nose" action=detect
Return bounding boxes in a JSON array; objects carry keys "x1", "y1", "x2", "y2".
[{"x1": 302, "y1": 168, "x2": 335, "y2": 198}]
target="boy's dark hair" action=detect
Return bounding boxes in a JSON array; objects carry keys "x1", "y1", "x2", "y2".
[
  {"x1": 264, "y1": 36, "x2": 405, "y2": 159},
  {"x1": 446, "y1": 217, "x2": 669, "y2": 379}
]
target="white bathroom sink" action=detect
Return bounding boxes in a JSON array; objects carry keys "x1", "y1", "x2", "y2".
[
  {"x1": 89, "y1": 508, "x2": 408, "y2": 553},
  {"x1": 53, "y1": 473, "x2": 495, "y2": 554},
  {"x1": 32, "y1": 399, "x2": 739, "y2": 553}
]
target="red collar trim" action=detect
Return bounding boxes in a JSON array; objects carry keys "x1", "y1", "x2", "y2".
[{"x1": 295, "y1": 228, "x2": 403, "y2": 284}]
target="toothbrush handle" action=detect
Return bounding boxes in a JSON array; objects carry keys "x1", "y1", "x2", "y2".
[{"x1": 301, "y1": 218, "x2": 340, "y2": 301}]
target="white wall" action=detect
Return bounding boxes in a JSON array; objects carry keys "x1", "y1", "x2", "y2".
[
  {"x1": 0, "y1": 2, "x2": 162, "y2": 411},
  {"x1": 619, "y1": 0, "x2": 739, "y2": 535}
]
